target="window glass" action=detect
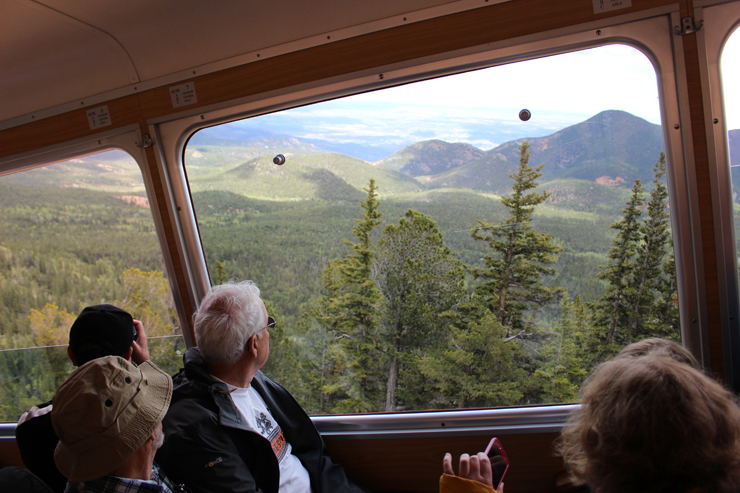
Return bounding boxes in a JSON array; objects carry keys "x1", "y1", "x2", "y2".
[
  {"x1": 0, "y1": 150, "x2": 182, "y2": 422},
  {"x1": 186, "y1": 44, "x2": 678, "y2": 413},
  {"x1": 721, "y1": 31, "x2": 740, "y2": 280}
]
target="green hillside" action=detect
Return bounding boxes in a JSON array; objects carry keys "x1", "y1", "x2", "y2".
[
  {"x1": 540, "y1": 179, "x2": 632, "y2": 214},
  {"x1": 189, "y1": 151, "x2": 422, "y2": 200},
  {"x1": 2, "y1": 151, "x2": 147, "y2": 194}
]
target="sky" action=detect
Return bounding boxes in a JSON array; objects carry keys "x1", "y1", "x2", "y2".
[
  {"x1": 213, "y1": 38, "x2": 740, "y2": 158},
  {"x1": 349, "y1": 44, "x2": 663, "y2": 126},
  {"x1": 722, "y1": 31, "x2": 740, "y2": 130}
]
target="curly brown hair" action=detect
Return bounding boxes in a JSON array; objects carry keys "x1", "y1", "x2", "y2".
[
  {"x1": 613, "y1": 337, "x2": 700, "y2": 369},
  {"x1": 558, "y1": 356, "x2": 740, "y2": 493}
]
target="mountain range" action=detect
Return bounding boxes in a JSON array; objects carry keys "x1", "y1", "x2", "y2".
[
  {"x1": 13, "y1": 110, "x2": 740, "y2": 207},
  {"x1": 376, "y1": 110, "x2": 666, "y2": 194}
]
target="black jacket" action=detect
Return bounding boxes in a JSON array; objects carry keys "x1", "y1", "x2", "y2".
[
  {"x1": 14, "y1": 402, "x2": 67, "y2": 493},
  {"x1": 156, "y1": 348, "x2": 363, "y2": 493}
]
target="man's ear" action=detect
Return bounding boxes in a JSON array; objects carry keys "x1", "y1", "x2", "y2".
[
  {"x1": 67, "y1": 346, "x2": 77, "y2": 366},
  {"x1": 123, "y1": 346, "x2": 134, "y2": 361},
  {"x1": 247, "y1": 335, "x2": 259, "y2": 357}
]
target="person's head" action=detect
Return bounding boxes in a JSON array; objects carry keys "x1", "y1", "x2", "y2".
[
  {"x1": 614, "y1": 337, "x2": 701, "y2": 370},
  {"x1": 68, "y1": 304, "x2": 136, "y2": 366},
  {"x1": 559, "y1": 356, "x2": 740, "y2": 493},
  {"x1": 51, "y1": 356, "x2": 172, "y2": 482},
  {"x1": 193, "y1": 281, "x2": 268, "y2": 364}
]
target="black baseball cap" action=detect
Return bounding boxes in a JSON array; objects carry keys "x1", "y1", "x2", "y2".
[{"x1": 68, "y1": 305, "x2": 135, "y2": 365}]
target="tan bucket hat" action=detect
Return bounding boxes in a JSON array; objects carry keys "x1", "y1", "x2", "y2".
[{"x1": 51, "y1": 356, "x2": 173, "y2": 482}]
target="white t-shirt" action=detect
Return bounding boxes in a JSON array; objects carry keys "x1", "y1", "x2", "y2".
[{"x1": 229, "y1": 384, "x2": 312, "y2": 493}]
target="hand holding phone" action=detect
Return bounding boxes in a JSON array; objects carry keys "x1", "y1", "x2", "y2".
[{"x1": 484, "y1": 437, "x2": 509, "y2": 491}]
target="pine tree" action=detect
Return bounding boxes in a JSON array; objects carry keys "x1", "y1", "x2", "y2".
[
  {"x1": 296, "y1": 259, "x2": 345, "y2": 413},
  {"x1": 652, "y1": 243, "x2": 680, "y2": 339},
  {"x1": 326, "y1": 179, "x2": 384, "y2": 412},
  {"x1": 419, "y1": 303, "x2": 525, "y2": 409},
  {"x1": 594, "y1": 179, "x2": 644, "y2": 346},
  {"x1": 630, "y1": 153, "x2": 672, "y2": 339},
  {"x1": 215, "y1": 261, "x2": 227, "y2": 285},
  {"x1": 470, "y1": 141, "x2": 563, "y2": 338},
  {"x1": 371, "y1": 209, "x2": 465, "y2": 411},
  {"x1": 534, "y1": 295, "x2": 589, "y2": 402}
]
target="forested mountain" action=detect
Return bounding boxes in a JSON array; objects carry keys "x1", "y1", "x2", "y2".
[
  {"x1": 0, "y1": 109, "x2": 730, "y2": 419},
  {"x1": 375, "y1": 140, "x2": 485, "y2": 176},
  {"x1": 420, "y1": 110, "x2": 664, "y2": 193}
]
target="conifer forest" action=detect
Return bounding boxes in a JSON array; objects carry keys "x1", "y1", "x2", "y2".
[{"x1": 0, "y1": 110, "x2": 693, "y2": 420}]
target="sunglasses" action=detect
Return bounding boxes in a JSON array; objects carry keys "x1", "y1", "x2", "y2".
[{"x1": 264, "y1": 316, "x2": 276, "y2": 330}]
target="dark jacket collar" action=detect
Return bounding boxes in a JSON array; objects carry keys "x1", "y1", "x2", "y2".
[{"x1": 179, "y1": 347, "x2": 270, "y2": 430}]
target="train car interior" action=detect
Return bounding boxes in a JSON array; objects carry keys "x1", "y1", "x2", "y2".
[{"x1": 2, "y1": 0, "x2": 740, "y2": 491}]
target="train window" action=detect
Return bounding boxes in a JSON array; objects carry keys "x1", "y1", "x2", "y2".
[
  {"x1": 722, "y1": 30, "x2": 740, "y2": 277},
  {"x1": 185, "y1": 43, "x2": 678, "y2": 414},
  {"x1": 0, "y1": 150, "x2": 183, "y2": 422}
]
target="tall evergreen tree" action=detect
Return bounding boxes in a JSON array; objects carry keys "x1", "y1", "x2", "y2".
[
  {"x1": 534, "y1": 295, "x2": 589, "y2": 402},
  {"x1": 419, "y1": 304, "x2": 525, "y2": 409},
  {"x1": 326, "y1": 179, "x2": 384, "y2": 412},
  {"x1": 594, "y1": 179, "x2": 644, "y2": 346},
  {"x1": 652, "y1": 240, "x2": 680, "y2": 339},
  {"x1": 371, "y1": 209, "x2": 465, "y2": 411},
  {"x1": 296, "y1": 259, "x2": 345, "y2": 413},
  {"x1": 630, "y1": 153, "x2": 673, "y2": 339},
  {"x1": 470, "y1": 142, "x2": 563, "y2": 338},
  {"x1": 214, "y1": 260, "x2": 228, "y2": 285}
]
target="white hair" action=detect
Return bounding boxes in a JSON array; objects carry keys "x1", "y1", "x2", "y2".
[{"x1": 193, "y1": 281, "x2": 266, "y2": 363}]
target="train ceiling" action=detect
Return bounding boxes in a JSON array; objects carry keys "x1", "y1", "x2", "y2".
[{"x1": 1, "y1": 0, "x2": 501, "y2": 126}]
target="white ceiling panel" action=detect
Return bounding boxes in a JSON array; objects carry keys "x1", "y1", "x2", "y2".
[
  {"x1": 1, "y1": 0, "x2": 489, "y2": 124},
  {"x1": 1, "y1": 0, "x2": 138, "y2": 121}
]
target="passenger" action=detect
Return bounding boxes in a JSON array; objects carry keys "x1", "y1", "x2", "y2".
[
  {"x1": 156, "y1": 281, "x2": 365, "y2": 493},
  {"x1": 612, "y1": 336, "x2": 700, "y2": 369},
  {"x1": 435, "y1": 338, "x2": 701, "y2": 493},
  {"x1": 15, "y1": 304, "x2": 151, "y2": 493},
  {"x1": 441, "y1": 452, "x2": 501, "y2": 493},
  {"x1": 558, "y1": 355, "x2": 740, "y2": 493},
  {"x1": 51, "y1": 355, "x2": 179, "y2": 493}
]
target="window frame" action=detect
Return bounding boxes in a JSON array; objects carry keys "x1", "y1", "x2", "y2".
[
  {"x1": 0, "y1": 125, "x2": 189, "y2": 436},
  {"x1": 692, "y1": 0, "x2": 740, "y2": 386},
  {"x1": 145, "y1": 5, "x2": 705, "y2": 434},
  {"x1": 0, "y1": 125, "x2": 191, "y2": 346}
]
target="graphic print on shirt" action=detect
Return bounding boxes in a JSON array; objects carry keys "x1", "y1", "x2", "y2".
[{"x1": 255, "y1": 411, "x2": 288, "y2": 462}]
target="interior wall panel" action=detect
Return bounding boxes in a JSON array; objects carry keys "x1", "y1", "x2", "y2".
[
  {"x1": 0, "y1": 95, "x2": 140, "y2": 160},
  {"x1": 325, "y1": 432, "x2": 563, "y2": 493},
  {"x1": 134, "y1": 0, "x2": 677, "y2": 119}
]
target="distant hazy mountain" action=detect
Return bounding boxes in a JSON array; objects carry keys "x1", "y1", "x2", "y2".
[
  {"x1": 419, "y1": 110, "x2": 665, "y2": 193},
  {"x1": 375, "y1": 140, "x2": 485, "y2": 176},
  {"x1": 189, "y1": 133, "x2": 326, "y2": 154},
  {"x1": 729, "y1": 129, "x2": 740, "y2": 167},
  {"x1": 192, "y1": 100, "x2": 572, "y2": 162}
]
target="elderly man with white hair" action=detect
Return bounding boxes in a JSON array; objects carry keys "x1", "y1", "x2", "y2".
[{"x1": 156, "y1": 281, "x2": 364, "y2": 493}]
